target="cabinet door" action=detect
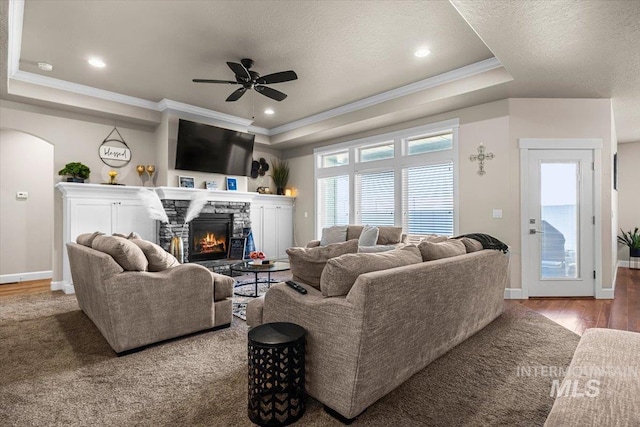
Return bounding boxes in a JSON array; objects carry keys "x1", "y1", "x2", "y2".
[
  {"x1": 261, "y1": 205, "x2": 279, "y2": 258},
  {"x1": 115, "y1": 200, "x2": 156, "y2": 242},
  {"x1": 250, "y1": 203, "x2": 263, "y2": 252},
  {"x1": 71, "y1": 199, "x2": 114, "y2": 238},
  {"x1": 276, "y1": 205, "x2": 294, "y2": 258}
]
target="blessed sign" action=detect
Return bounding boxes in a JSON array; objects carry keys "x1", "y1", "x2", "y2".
[{"x1": 100, "y1": 145, "x2": 131, "y2": 162}]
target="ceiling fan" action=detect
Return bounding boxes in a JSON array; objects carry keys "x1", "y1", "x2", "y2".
[{"x1": 193, "y1": 58, "x2": 298, "y2": 102}]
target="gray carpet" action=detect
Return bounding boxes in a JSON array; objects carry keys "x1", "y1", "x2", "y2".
[
  {"x1": 0, "y1": 293, "x2": 580, "y2": 426},
  {"x1": 232, "y1": 270, "x2": 292, "y2": 320}
]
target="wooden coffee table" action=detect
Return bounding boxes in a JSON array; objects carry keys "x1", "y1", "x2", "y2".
[{"x1": 230, "y1": 261, "x2": 290, "y2": 297}]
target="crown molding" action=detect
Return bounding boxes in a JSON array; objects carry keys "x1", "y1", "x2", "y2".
[
  {"x1": 268, "y1": 57, "x2": 503, "y2": 136},
  {"x1": 158, "y1": 99, "x2": 256, "y2": 129},
  {"x1": 7, "y1": 0, "x2": 24, "y2": 77}
]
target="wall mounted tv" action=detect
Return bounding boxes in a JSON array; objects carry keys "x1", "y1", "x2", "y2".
[{"x1": 175, "y1": 119, "x2": 255, "y2": 176}]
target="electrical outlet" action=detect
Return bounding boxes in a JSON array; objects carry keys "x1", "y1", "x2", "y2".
[
  {"x1": 304, "y1": 211, "x2": 308, "y2": 218},
  {"x1": 492, "y1": 209, "x2": 502, "y2": 219},
  {"x1": 16, "y1": 191, "x2": 28, "y2": 200}
]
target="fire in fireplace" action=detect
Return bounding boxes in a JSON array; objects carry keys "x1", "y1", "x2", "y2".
[{"x1": 188, "y1": 214, "x2": 233, "y2": 262}]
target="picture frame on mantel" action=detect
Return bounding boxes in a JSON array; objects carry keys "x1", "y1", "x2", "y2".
[
  {"x1": 178, "y1": 176, "x2": 195, "y2": 188},
  {"x1": 226, "y1": 177, "x2": 238, "y2": 191}
]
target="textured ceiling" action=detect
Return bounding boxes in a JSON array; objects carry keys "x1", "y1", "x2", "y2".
[
  {"x1": 18, "y1": 0, "x2": 492, "y2": 128},
  {"x1": 3, "y1": 0, "x2": 639, "y2": 144}
]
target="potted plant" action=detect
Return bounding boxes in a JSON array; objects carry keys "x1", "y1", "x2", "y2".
[
  {"x1": 271, "y1": 159, "x2": 290, "y2": 195},
  {"x1": 618, "y1": 227, "x2": 640, "y2": 257},
  {"x1": 58, "y1": 162, "x2": 91, "y2": 183}
]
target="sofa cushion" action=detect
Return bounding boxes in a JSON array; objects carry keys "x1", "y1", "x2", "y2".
[
  {"x1": 129, "y1": 239, "x2": 180, "y2": 272},
  {"x1": 358, "y1": 245, "x2": 396, "y2": 253},
  {"x1": 377, "y1": 226, "x2": 404, "y2": 245},
  {"x1": 113, "y1": 232, "x2": 142, "y2": 240},
  {"x1": 320, "y1": 225, "x2": 348, "y2": 246},
  {"x1": 460, "y1": 237, "x2": 484, "y2": 253},
  {"x1": 92, "y1": 235, "x2": 149, "y2": 271},
  {"x1": 76, "y1": 231, "x2": 104, "y2": 247},
  {"x1": 320, "y1": 245, "x2": 422, "y2": 297},
  {"x1": 346, "y1": 225, "x2": 364, "y2": 241},
  {"x1": 418, "y1": 239, "x2": 466, "y2": 261},
  {"x1": 287, "y1": 239, "x2": 359, "y2": 289},
  {"x1": 358, "y1": 225, "x2": 379, "y2": 247}
]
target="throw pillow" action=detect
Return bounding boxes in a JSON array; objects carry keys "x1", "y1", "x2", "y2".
[
  {"x1": 130, "y1": 239, "x2": 180, "y2": 271},
  {"x1": 420, "y1": 234, "x2": 449, "y2": 243},
  {"x1": 460, "y1": 237, "x2": 483, "y2": 253},
  {"x1": 112, "y1": 232, "x2": 142, "y2": 240},
  {"x1": 320, "y1": 245, "x2": 422, "y2": 297},
  {"x1": 286, "y1": 239, "x2": 359, "y2": 289},
  {"x1": 92, "y1": 235, "x2": 149, "y2": 271},
  {"x1": 376, "y1": 226, "x2": 403, "y2": 245},
  {"x1": 320, "y1": 225, "x2": 348, "y2": 246},
  {"x1": 76, "y1": 231, "x2": 104, "y2": 247},
  {"x1": 358, "y1": 225, "x2": 379, "y2": 247},
  {"x1": 418, "y1": 239, "x2": 466, "y2": 261}
]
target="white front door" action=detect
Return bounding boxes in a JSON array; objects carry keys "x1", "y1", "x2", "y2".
[{"x1": 526, "y1": 150, "x2": 595, "y2": 297}]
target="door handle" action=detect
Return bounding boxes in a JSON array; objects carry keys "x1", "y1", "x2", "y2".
[{"x1": 529, "y1": 229, "x2": 544, "y2": 234}]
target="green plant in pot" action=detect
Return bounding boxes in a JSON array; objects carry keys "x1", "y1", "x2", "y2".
[
  {"x1": 58, "y1": 162, "x2": 91, "y2": 183},
  {"x1": 271, "y1": 159, "x2": 290, "y2": 195},
  {"x1": 618, "y1": 227, "x2": 640, "y2": 257}
]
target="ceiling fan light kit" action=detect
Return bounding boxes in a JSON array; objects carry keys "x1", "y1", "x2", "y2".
[{"x1": 193, "y1": 58, "x2": 297, "y2": 102}]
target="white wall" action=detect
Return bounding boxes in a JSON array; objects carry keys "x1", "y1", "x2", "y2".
[
  {"x1": 617, "y1": 141, "x2": 640, "y2": 261},
  {"x1": 0, "y1": 100, "x2": 158, "y2": 282},
  {"x1": 0, "y1": 130, "x2": 54, "y2": 279}
]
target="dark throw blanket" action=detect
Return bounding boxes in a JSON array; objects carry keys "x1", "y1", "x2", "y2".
[{"x1": 454, "y1": 233, "x2": 509, "y2": 253}]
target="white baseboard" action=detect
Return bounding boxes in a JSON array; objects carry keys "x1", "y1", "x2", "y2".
[
  {"x1": 51, "y1": 281, "x2": 75, "y2": 294},
  {"x1": 504, "y1": 288, "x2": 524, "y2": 299},
  {"x1": 618, "y1": 260, "x2": 630, "y2": 268},
  {"x1": 0, "y1": 270, "x2": 52, "y2": 284}
]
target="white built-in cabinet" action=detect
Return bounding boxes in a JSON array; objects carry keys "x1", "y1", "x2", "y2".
[
  {"x1": 56, "y1": 183, "x2": 155, "y2": 293},
  {"x1": 250, "y1": 196, "x2": 295, "y2": 260}
]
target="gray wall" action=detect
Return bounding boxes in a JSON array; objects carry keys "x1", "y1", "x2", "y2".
[{"x1": 617, "y1": 141, "x2": 640, "y2": 260}]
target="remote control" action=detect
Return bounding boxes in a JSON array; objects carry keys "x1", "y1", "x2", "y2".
[{"x1": 286, "y1": 280, "x2": 308, "y2": 294}]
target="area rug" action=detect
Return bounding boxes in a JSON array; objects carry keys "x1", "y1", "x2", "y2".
[
  {"x1": 0, "y1": 293, "x2": 579, "y2": 426},
  {"x1": 231, "y1": 270, "x2": 292, "y2": 320}
]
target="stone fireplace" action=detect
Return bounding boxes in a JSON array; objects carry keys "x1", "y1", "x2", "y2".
[
  {"x1": 158, "y1": 199, "x2": 250, "y2": 265},
  {"x1": 188, "y1": 213, "x2": 232, "y2": 261}
]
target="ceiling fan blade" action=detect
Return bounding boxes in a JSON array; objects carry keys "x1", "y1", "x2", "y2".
[
  {"x1": 226, "y1": 87, "x2": 247, "y2": 102},
  {"x1": 257, "y1": 70, "x2": 298, "y2": 84},
  {"x1": 192, "y1": 79, "x2": 239, "y2": 84},
  {"x1": 227, "y1": 61, "x2": 250, "y2": 80},
  {"x1": 255, "y1": 85, "x2": 287, "y2": 101}
]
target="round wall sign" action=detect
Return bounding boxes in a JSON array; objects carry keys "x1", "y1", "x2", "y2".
[{"x1": 99, "y1": 127, "x2": 131, "y2": 168}]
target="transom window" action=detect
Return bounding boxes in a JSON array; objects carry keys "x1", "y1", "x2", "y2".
[{"x1": 314, "y1": 119, "x2": 459, "y2": 239}]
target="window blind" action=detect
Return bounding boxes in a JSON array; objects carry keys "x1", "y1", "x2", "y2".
[
  {"x1": 318, "y1": 175, "x2": 350, "y2": 228},
  {"x1": 402, "y1": 162, "x2": 454, "y2": 235},
  {"x1": 355, "y1": 170, "x2": 395, "y2": 226}
]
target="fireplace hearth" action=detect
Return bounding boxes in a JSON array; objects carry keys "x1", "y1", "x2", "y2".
[{"x1": 188, "y1": 214, "x2": 233, "y2": 262}]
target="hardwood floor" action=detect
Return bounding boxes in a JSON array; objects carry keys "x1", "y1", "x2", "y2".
[
  {"x1": 0, "y1": 279, "x2": 53, "y2": 298},
  {"x1": 505, "y1": 266, "x2": 640, "y2": 335},
  {"x1": 2, "y1": 268, "x2": 639, "y2": 336}
]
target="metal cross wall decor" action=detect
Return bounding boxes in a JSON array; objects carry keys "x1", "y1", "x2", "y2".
[{"x1": 469, "y1": 143, "x2": 494, "y2": 175}]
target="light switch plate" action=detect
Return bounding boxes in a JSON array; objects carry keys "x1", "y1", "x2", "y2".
[
  {"x1": 16, "y1": 191, "x2": 28, "y2": 199},
  {"x1": 492, "y1": 209, "x2": 502, "y2": 219}
]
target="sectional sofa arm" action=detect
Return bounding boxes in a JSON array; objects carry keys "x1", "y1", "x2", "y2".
[
  {"x1": 306, "y1": 240, "x2": 321, "y2": 248},
  {"x1": 263, "y1": 283, "x2": 359, "y2": 322}
]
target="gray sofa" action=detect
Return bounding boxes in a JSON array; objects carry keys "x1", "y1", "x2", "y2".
[
  {"x1": 66, "y1": 242, "x2": 234, "y2": 354},
  {"x1": 248, "y1": 248, "x2": 509, "y2": 420},
  {"x1": 306, "y1": 225, "x2": 408, "y2": 248}
]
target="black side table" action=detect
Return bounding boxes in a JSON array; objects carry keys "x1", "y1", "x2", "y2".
[{"x1": 248, "y1": 322, "x2": 306, "y2": 426}]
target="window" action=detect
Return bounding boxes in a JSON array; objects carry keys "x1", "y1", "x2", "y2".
[
  {"x1": 355, "y1": 171, "x2": 394, "y2": 225},
  {"x1": 318, "y1": 175, "x2": 349, "y2": 229},
  {"x1": 315, "y1": 119, "x2": 458, "y2": 238},
  {"x1": 358, "y1": 142, "x2": 394, "y2": 163},
  {"x1": 402, "y1": 163, "x2": 454, "y2": 235},
  {"x1": 407, "y1": 133, "x2": 452, "y2": 155}
]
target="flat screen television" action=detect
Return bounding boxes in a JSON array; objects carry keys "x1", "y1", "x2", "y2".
[{"x1": 175, "y1": 119, "x2": 255, "y2": 176}]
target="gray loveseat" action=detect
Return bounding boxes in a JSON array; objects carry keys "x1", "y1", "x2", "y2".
[
  {"x1": 67, "y1": 242, "x2": 234, "y2": 354},
  {"x1": 248, "y1": 248, "x2": 509, "y2": 420}
]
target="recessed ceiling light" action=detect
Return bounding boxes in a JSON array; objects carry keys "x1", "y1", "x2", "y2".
[
  {"x1": 414, "y1": 48, "x2": 431, "y2": 58},
  {"x1": 88, "y1": 57, "x2": 106, "y2": 68},
  {"x1": 264, "y1": 108, "x2": 275, "y2": 115},
  {"x1": 37, "y1": 62, "x2": 53, "y2": 71}
]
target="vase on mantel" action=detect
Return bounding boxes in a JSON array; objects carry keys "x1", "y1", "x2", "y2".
[{"x1": 170, "y1": 236, "x2": 184, "y2": 263}]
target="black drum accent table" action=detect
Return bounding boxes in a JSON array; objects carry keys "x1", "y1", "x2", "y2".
[{"x1": 248, "y1": 322, "x2": 306, "y2": 426}]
